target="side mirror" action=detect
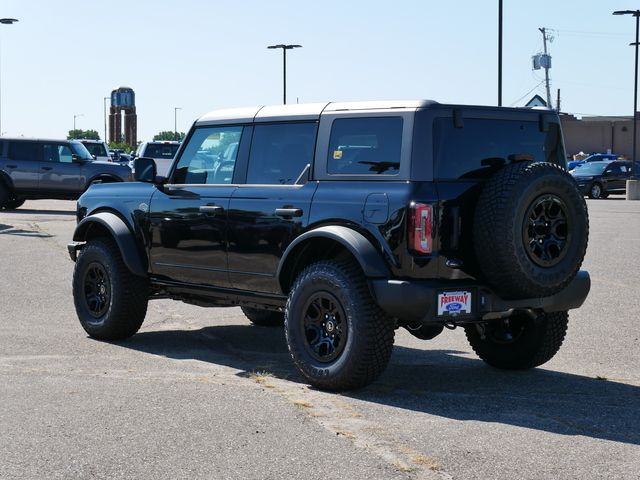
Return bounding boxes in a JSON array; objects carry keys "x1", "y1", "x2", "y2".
[
  {"x1": 71, "y1": 154, "x2": 84, "y2": 163},
  {"x1": 134, "y1": 157, "x2": 157, "y2": 183}
]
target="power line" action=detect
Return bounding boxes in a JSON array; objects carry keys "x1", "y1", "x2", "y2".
[{"x1": 509, "y1": 80, "x2": 546, "y2": 107}]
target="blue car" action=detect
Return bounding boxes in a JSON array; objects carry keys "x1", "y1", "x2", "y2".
[{"x1": 567, "y1": 153, "x2": 618, "y2": 171}]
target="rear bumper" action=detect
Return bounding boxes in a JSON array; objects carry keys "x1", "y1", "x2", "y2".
[{"x1": 371, "y1": 270, "x2": 591, "y2": 324}]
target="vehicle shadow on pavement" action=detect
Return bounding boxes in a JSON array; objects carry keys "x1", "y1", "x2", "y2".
[
  {"x1": 0, "y1": 223, "x2": 52, "y2": 238},
  {"x1": 6, "y1": 209, "x2": 76, "y2": 216},
  {"x1": 118, "y1": 324, "x2": 640, "y2": 446}
]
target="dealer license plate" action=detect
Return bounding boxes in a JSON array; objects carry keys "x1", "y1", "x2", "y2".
[{"x1": 437, "y1": 291, "x2": 472, "y2": 316}]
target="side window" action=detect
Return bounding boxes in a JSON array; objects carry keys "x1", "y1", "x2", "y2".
[
  {"x1": 327, "y1": 117, "x2": 403, "y2": 175},
  {"x1": 8, "y1": 142, "x2": 41, "y2": 162},
  {"x1": 172, "y1": 126, "x2": 243, "y2": 184},
  {"x1": 606, "y1": 164, "x2": 622, "y2": 175},
  {"x1": 43, "y1": 144, "x2": 73, "y2": 163},
  {"x1": 246, "y1": 123, "x2": 316, "y2": 185}
]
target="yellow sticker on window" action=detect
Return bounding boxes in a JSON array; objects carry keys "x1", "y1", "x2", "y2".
[{"x1": 333, "y1": 150, "x2": 343, "y2": 160}]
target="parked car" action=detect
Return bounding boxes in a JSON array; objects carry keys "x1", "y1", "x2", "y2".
[
  {"x1": 567, "y1": 153, "x2": 618, "y2": 171},
  {"x1": 79, "y1": 139, "x2": 111, "y2": 163},
  {"x1": 571, "y1": 160, "x2": 634, "y2": 198},
  {"x1": 131, "y1": 141, "x2": 181, "y2": 176},
  {"x1": 0, "y1": 138, "x2": 132, "y2": 209},
  {"x1": 68, "y1": 100, "x2": 590, "y2": 391}
]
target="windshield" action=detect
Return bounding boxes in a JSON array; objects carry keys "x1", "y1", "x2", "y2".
[
  {"x1": 573, "y1": 162, "x2": 608, "y2": 175},
  {"x1": 70, "y1": 142, "x2": 94, "y2": 160},
  {"x1": 144, "y1": 143, "x2": 180, "y2": 159},
  {"x1": 82, "y1": 142, "x2": 107, "y2": 157}
]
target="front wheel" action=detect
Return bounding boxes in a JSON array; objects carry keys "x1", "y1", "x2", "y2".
[
  {"x1": 284, "y1": 260, "x2": 395, "y2": 391},
  {"x1": 72, "y1": 238, "x2": 149, "y2": 340},
  {"x1": 464, "y1": 311, "x2": 568, "y2": 369},
  {"x1": 589, "y1": 183, "x2": 604, "y2": 199}
]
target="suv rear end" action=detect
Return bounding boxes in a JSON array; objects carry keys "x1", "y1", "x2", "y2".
[{"x1": 133, "y1": 141, "x2": 181, "y2": 176}]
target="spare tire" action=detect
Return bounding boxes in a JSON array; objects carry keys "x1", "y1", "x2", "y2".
[{"x1": 474, "y1": 162, "x2": 588, "y2": 299}]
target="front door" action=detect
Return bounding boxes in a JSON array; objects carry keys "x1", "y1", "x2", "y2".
[
  {"x1": 227, "y1": 122, "x2": 318, "y2": 293},
  {"x1": 39, "y1": 143, "x2": 83, "y2": 194},
  {"x1": 148, "y1": 124, "x2": 246, "y2": 288}
]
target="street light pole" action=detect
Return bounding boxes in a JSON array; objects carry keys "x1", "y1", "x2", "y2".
[
  {"x1": 613, "y1": 9, "x2": 640, "y2": 198},
  {"x1": 174, "y1": 107, "x2": 182, "y2": 140},
  {"x1": 0, "y1": 18, "x2": 18, "y2": 137},
  {"x1": 103, "y1": 96, "x2": 109, "y2": 142},
  {"x1": 73, "y1": 113, "x2": 84, "y2": 137},
  {"x1": 267, "y1": 44, "x2": 302, "y2": 104}
]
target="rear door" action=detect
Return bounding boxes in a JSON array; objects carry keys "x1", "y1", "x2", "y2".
[
  {"x1": 147, "y1": 125, "x2": 247, "y2": 287},
  {"x1": 603, "y1": 162, "x2": 628, "y2": 192},
  {"x1": 226, "y1": 122, "x2": 318, "y2": 293},
  {"x1": 3, "y1": 141, "x2": 41, "y2": 192}
]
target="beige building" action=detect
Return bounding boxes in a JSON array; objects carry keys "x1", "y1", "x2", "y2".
[{"x1": 560, "y1": 114, "x2": 636, "y2": 159}]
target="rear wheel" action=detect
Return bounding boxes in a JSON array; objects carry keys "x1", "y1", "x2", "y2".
[
  {"x1": 284, "y1": 260, "x2": 395, "y2": 391},
  {"x1": 241, "y1": 307, "x2": 284, "y2": 327},
  {"x1": 464, "y1": 311, "x2": 569, "y2": 369},
  {"x1": 72, "y1": 238, "x2": 148, "y2": 340},
  {"x1": 0, "y1": 183, "x2": 10, "y2": 208},
  {"x1": 4, "y1": 196, "x2": 25, "y2": 210}
]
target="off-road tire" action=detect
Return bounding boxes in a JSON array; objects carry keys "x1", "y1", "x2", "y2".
[
  {"x1": 241, "y1": 307, "x2": 284, "y2": 327},
  {"x1": 474, "y1": 162, "x2": 589, "y2": 299},
  {"x1": 284, "y1": 260, "x2": 395, "y2": 391},
  {"x1": 4, "y1": 196, "x2": 25, "y2": 210},
  {"x1": 464, "y1": 311, "x2": 569, "y2": 369},
  {"x1": 73, "y1": 238, "x2": 148, "y2": 340}
]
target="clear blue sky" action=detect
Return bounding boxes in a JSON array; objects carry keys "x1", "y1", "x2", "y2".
[{"x1": 0, "y1": 0, "x2": 635, "y2": 142}]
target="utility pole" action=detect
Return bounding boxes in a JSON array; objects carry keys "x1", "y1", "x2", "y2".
[
  {"x1": 498, "y1": 0, "x2": 503, "y2": 106},
  {"x1": 539, "y1": 27, "x2": 553, "y2": 109},
  {"x1": 556, "y1": 88, "x2": 561, "y2": 112}
]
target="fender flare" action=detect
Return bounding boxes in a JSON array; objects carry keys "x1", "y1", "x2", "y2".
[
  {"x1": 72, "y1": 212, "x2": 147, "y2": 277},
  {"x1": 276, "y1": 225, "x2": 390, "y2": 285},
  {"x1": 0, "y1": 171, "x2": 15, "y2": 192}
]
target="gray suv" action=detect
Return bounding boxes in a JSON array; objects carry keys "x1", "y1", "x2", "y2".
[{"x1": 0, "y1": 138, "x2": 132, "y2": 209}]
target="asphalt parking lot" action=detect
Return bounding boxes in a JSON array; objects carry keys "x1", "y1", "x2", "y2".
[{"x1": 1, "y1": 197, "x2": 638, "y2": 480}]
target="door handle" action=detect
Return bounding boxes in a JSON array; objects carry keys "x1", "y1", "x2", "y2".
[
  {"x1": 275, "y1": 208, "x2": 303, "y2": 218},
  {"x1": 199, "y1": 205, "x2": 224, "y2": 214},
  {"x1": 6, "y1": 164, "x2": 17, "y2": 168},
  {"x1": 41, "y1": 166, "x2": 53, "y2": 171}
]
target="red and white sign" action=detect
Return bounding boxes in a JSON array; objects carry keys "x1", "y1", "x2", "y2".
[{"x1": 437, "y1": 291, "x2": 472, "y2": 316}]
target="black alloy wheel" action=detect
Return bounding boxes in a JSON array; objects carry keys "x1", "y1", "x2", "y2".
[
  {"x1": 83, "y1": 262, "x2": 111, "y2": 318},
  {"x1": 301, "y1": 291, "x2": 348, "y2": 363},
  {"x1": 522, "y1": 194, "x2": 570, "y2": 267}
]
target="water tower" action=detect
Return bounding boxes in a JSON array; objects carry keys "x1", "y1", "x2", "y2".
[{"x1": 109, "y1": 86, "x2": 137, "y2": 146}]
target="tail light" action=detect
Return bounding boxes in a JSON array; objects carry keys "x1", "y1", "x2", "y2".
[{"x1": 408, "y1": 202, "x2": 433, "y2": 254}]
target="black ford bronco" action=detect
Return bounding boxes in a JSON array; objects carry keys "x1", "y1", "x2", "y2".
[{"x1": 68, "y1": 100, "x2": 590, "y2": 391}]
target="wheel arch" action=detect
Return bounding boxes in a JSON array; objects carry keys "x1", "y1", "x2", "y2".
[
  {"x1": 73, "y1": 211, "x2": 147, "y2": 277},
  {"x1": 0, "y1": 171, "x2": 15, "y2": 192},
  {"x1": 85, "y1": 174, "x2": 123, "y2": 190},
  {"x1": 277, "y1": 226, "x2": 390, "y2": 294}
]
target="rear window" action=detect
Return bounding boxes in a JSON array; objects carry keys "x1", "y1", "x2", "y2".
[
  {"x1": 82, "y1": 142, "x2": 107, "y2": 157},
  {"x1": 433, "y1": 118, "x2": 565, "y2": 180},
  {"x1": 144, "y1": 143, "x2": 180, "y2": 159},
  {"x1": 327, "y1": 117, "x2": 403, "y2": 175}
]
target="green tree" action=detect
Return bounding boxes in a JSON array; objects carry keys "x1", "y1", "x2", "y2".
[
  {"x1": 68, "y1": 129, "x2": 100, "y2": 140},
  {"x1": 153, "y1": 131, "x2": 185, "y2": 141}
]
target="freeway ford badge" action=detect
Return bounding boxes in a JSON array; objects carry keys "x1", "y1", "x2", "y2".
[{"x1": 437, "y1": 291, "x2": 472, "y2": 316}]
